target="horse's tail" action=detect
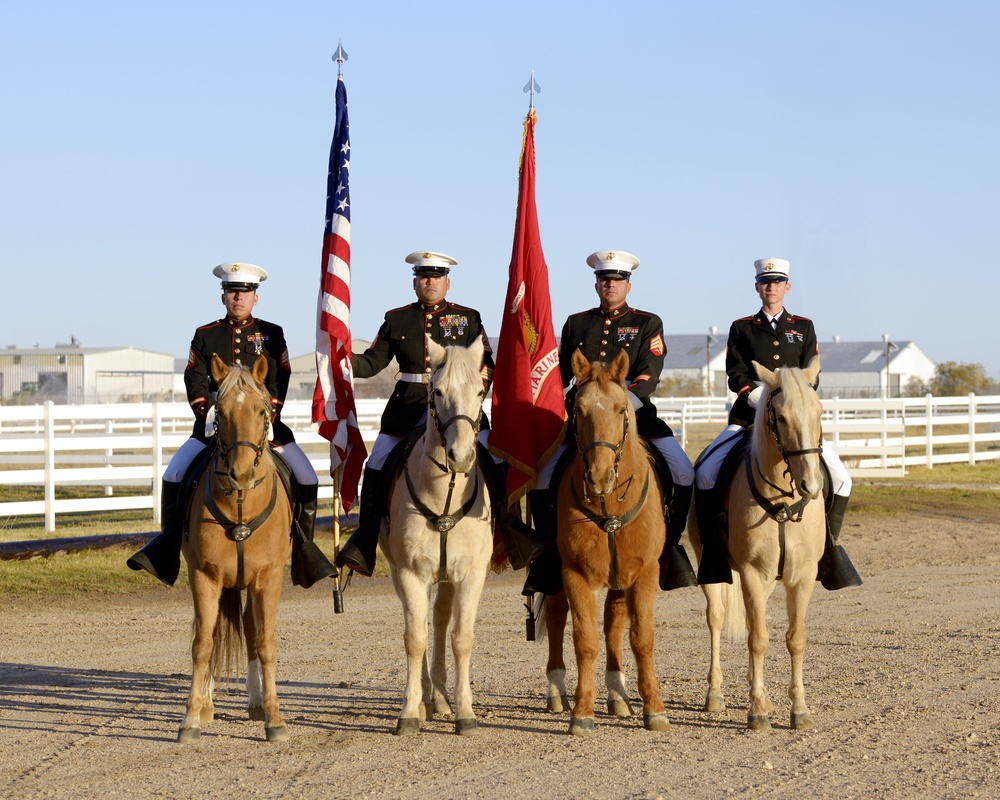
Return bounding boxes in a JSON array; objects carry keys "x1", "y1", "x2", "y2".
[
  {"x1": 211, "y1": 587, "x2": 245, "y2": 685},
  {"x1": 722, "y1": 573, "x2": 747, "y2": 642}
]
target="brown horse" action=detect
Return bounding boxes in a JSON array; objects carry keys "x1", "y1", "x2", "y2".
[
  {"x1": 691, "y1": 357, "x2": 827, "y2": 730},
  {"x1": 543, "y1": 349, "x2": 671, "y2": 735},
  {"x1": 177, "y1": 354, "x2": 294, "y2": 743}
]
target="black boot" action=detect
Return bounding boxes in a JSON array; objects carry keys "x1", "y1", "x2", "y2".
[
  {"x1": 477, "y1": 443, "x2": 544, "y2": 571},
  {"x1": 659, "y1": 483, "x2": 697, "y2": 590},
  {"x1": 335, "y1": 466, "x2": 382, "y2": 577},
  {"x1": 126, "y1": 479, "x2": 183, "y2": 586},
  {"x1": 290, "y1": 483, "x2": 338, "y2": 588},
  {"x1": 694, "y1": 487, "x2": 732, "y2": 585},
  {"x1": 817, "y1": 494, "x2": 863, "y2": 590},
  {"x1": 520, "y1": 489, "x2": 562, "y2": 596}
]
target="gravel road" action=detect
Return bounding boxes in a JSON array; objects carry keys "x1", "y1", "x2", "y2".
[{"x1": 2, "y1": 502, "x2": 998, "y2": 799}]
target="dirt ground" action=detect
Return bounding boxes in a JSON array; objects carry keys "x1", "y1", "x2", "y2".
[{"x1": 2, "y1": 495, "x2": 999, "y2": 800}]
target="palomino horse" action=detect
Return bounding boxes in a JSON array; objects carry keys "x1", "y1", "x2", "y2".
[
  {"x1": 544, "y1": 349, "x2": 671, "y2": 735},
  {"x1": 382, "y1": 335, "x2": 492, "y2": 736},
  {"x1": 177, "y1": 354, "x2": 293, "y2": 743},
  {"x1": 692, "y1": 356, "x2": 827, "y2": 730}
]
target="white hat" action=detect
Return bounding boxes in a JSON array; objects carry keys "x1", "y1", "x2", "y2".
[
  {"x1": 586, "y1": 250, "x2": 640, "y2": 279},
  {"x1": 213, "y1": 262, "x2": 268, "y2": 291},
  {"x1": 754, "y1": 258, "x2": 790, "y2": 283},
  {"x1": 405, "y1": 250, "x2": 458, "y2": 276}
]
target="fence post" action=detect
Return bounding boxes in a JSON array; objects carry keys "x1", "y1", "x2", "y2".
[
  {"x1": 44, "y1": 400, "x2": 56, "y2": 532},
  {"x1": 969, "y1": 393, "x2": 976, "y2": 465},
  {"x1": 925, "y1": 393, "x2": 933, "y2": 469},
  {"x1": 104, "y1": 418, "x2": 114, "y2": 496},
  {"x1": 152, "y1": 401, "x2": 163, "y2": 525}
]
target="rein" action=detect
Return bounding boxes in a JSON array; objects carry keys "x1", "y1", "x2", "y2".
[
  {"x1": 571, "y1": 383, "x2": 647, "y2": 590},
  {"x1": 405, "y1": 360, "x2": 486, "y2": 582},
  {"x1": 404, "y1": 461, "x2": 481, "y2": 583},
  {"x1": 203, "y1": 470, "x2": 279, "y2": 590},
  {"x1": 744, "y1": 383, "x2": 824, "y2": 579},
  {"x1": 569, "y1": 471, "x2": 650, "y2": 590},
  {"x1": 204, "y1": 384, "x2": 276, "y2": 590}
]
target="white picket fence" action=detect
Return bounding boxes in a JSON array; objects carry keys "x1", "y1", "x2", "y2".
[{"x1": 1, "y1": 394, "x2": 998, "y2": 531}]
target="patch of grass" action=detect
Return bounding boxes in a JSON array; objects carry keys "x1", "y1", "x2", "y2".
[{"x1": 0, "y1": 546, "x2": 178, "y2": 598}]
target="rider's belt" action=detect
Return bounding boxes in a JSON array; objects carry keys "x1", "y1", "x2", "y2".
[{"x1": 398, "y1": 372, "x2": 431, "y2": 384}]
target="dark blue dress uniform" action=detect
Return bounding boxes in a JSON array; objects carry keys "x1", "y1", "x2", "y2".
[
  {"x1": 559, "y1": 303, "x2": 674, "y2": 438},
  {"x1": 725, "y1": 310, "x2": 818, "y2": 426},
  {"x1": 352, "y1": 301, "x2": 495, "y2": 436},
  {"x1": 185, "y1": 315, "x2": 294, "y2": 444}
]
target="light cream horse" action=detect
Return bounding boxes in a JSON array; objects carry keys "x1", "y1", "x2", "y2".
[
  {"x1": 382, "y1": 335, "x2": 492, "y2": 735},
  {"x1": 692, "y1": 357, "x2": 828, "y2": 730},
  {"x1": 178, "y1": 354, "x2": 293, "y2": 743}
]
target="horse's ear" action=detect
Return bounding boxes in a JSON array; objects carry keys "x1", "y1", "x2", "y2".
[
  {"x1": 252, "y1": 353, "x2": 268, "y2": 385},
  {"x1": 467, "y1": 334, "x2": 485, "y2": 367},
  {"x1": 804, "y1": 355, "x2": 820, "y2": 386},
  {"x1": 210, "y1": 354, "x2": 230, "y2": 383},
  {"x1": 571, "y1": 348, "x2": 592, "y2": 383},
  {"x1": 426, "y1": 334, "x2": 447, "y2": 368},
  {"x1": 753, "y1": 360, "x2": 780, "y2": 390},
  {"x1": 609, "y1": 350, "x2": 630, "y2": 385}
]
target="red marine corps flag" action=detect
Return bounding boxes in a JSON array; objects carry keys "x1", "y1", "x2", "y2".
[
  {"x1": 313, "y1": 44, "x2": 367, "y2": 511},
  {"x1": 488, "y1": 93, "x2": 566, "y2": 507}
]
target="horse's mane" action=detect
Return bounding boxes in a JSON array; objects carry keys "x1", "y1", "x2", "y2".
[
  {"x1": 754, "y1": 365, "x2": 814, "y2": 430},
  {"x1": 217, "y1": 364, "x2": 266, "y2": 400},
  {"x1": 433, "y1": 343, "x2": 482, "y2": 390}
]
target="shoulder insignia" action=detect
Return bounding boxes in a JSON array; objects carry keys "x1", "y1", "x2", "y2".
[{"x1": 649, "y1": 334, "x2": 664, "y2": 356}]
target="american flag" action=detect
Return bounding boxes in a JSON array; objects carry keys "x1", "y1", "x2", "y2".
[{"x1": 312, "y1": 74, "x2": 367, "y2": 510}]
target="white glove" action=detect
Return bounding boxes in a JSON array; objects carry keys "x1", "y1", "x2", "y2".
[
  {"x1": 204, "y1": 405, "x2": 217, "y2": 437},
  {"x1": 746, "y1": 384, "x2": 765, "y2": 409},
  {"x1": 627, "y1": 391, "x2": 643, "y2": 412}
]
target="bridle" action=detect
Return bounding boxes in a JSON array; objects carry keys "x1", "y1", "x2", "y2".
[
  {"x1": 570, "y1": 380, "x2": 647, "y2": 590},
  {"x1": 205, "y1": 384, "x2": 279, "y2": 589},
  {"x1": 744, "y1": 382, "x2": 823, "y2": 579},
  {"x1": 408, "y1": 364, "x2": 485, "y2": 583},
  {"x1": 426, "y1": 375, "x2": 483, "y2": 474}
]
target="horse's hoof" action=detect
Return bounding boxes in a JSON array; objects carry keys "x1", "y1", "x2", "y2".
[
  {"x1": 247, "y1": 705, "x2": 265, "y2": 721},
  {"x1": 704, "y1": 694, "x2": 727, "y2": 713},
  {"x1": 643, "y1": 713, "x2": 670, "y2": 732},
  {"x1": 420, "y1": 703, "x2": 434, "y2": 722},
  {"x1": 177, "y1": 726, "x2": 201, "y2": 743},
  {"x1": 748, "y1": 713, "x2": 772, "y2": 731},
  {"x1": 395, "y1": 717, "x2": 421, "y2": 736},
  {"x1": 200, "y1": 706, "x2": 215, "y2": 724},
  {"x1": 568, "y1": 717, "x2": 595, "y2": 736},
  {"x1": 265, "y1": 724, "x2": 290, "y2": 743},
  {"x1": 455, "y1": 718, "x2": 478, "y2": 735},
  {"x1": 547, "y1": 694, "x2": 568, "y2": 714},
  {"x1": 607, "y1": 697, "x2": 633, "y2": 718},
  {"x1": 791, "y1": 712, "x2": 816, "y2": 730}
]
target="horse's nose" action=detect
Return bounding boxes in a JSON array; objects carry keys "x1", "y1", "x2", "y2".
[
  {"x1": 799, "y1": 478, "x2": 822, "y2": 500},
  {"x1": 447, "y1": 446, "x2": 475, "y2": 474}
]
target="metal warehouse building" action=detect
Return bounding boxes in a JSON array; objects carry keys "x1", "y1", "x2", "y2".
[{"x1": 0, "y1": 345, "x2": 176, "y2": 404}]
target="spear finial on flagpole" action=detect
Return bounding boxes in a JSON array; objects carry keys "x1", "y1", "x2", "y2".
[
  {"x1": 523, "y1": 70, "x2": 541, "y2": 110},
  {"x1": 333, "y1": 40, "x2": 349, "y2": 77}
]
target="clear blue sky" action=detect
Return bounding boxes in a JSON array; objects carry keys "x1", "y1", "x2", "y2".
[{"x1": 3, "y1": 1, "x2": 998, "y2": 378}]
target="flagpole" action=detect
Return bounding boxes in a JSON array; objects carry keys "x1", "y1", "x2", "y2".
[
  {"x1": 331, "y1": 465, "x2": 344, "y2": 613},
  {"x1": 522, "y1": 71, "x2": 543, "y2": 641},
  {"x1": 328, "y1": 38, "x2": 349, "y2": 614}
]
